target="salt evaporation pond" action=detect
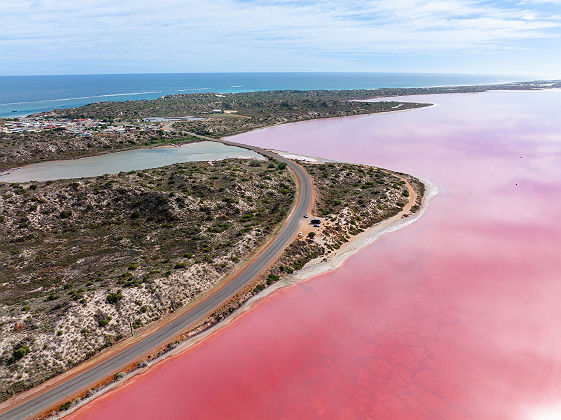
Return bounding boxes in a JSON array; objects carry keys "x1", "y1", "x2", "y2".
[
  {"x1": 70, "y1": 90, "x2": 561, "y2": 420},
  {"x1": 0, "y1": 141, "x2": 262, "y2": 182}
]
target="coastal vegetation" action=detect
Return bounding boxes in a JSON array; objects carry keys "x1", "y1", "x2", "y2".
[
  {"x1": 48, "y1": 91, "x2": 430, "y2": 139},
  {"x1": 47, "y1": 80, "x2": 560, "y2": 123},
  {"x1": 209, "y1": 161, "x2": 425, "y2": 326},
  {"x1": 0, "y1": 158, "x2": 295, "y2": 401}
]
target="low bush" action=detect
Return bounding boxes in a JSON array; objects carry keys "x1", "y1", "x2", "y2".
[
  {"x1": 12, "y1": 346, "x2": 30, "y2": 362},
  {"x1": 266, "y1": 273, "x2": 280, "y2": 285},
  {"x1": 106, "y1": 291, "x2": 123, "y2": 304},
  {"x1": 59, "y1": 401, "x2": 72, "y2": 411}
]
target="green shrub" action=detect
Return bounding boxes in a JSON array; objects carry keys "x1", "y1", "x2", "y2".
[
  {"x1": 59, "y1": 210, "x2": 72, "y2": 219},
  {"x1": 98, "y1": 316, "x2": 112, "y2": 327},
  {"x1": 107, "y1": 291, "x2": 123, "y2": 304},
  {"x1": 59, "y1": 401, "x2": 72, "y2": 411},
  {"x1": 253, "y1": 284, "x2": 265, "y2": 293},
  {"x1": 12, "y1": 345, "x2": 30, "y2": 362},
  {"x1": 266, "y1": 273, "x2": 280, "y2": 285}
]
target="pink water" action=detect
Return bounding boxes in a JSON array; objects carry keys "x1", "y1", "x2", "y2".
[{"x1": 71, "y1": 90, "x2": 561, "y2": 420}]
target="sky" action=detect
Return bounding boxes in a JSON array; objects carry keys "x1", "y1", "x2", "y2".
[{"x1": 0, "y1": 0, "x2": 560, "y2": 77}]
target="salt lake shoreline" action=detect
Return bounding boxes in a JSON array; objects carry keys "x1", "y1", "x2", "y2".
[
  {"x1": 55, "y1": 152, "x2": 438, "y2": 419},
  {"x1": 205, "y1": 166, "x2": 439, "y2": 325}
]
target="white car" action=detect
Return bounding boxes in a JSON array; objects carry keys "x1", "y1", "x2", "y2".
[{"x1": 298, "y1": 232, "x2": 302, "y2": 237}]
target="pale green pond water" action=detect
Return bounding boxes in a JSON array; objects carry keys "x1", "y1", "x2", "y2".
[{"x1": 0, "y1": 141, "x2": 262, "y2": 183}]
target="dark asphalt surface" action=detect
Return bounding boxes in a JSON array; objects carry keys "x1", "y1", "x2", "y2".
[{"x1": 0, "y1": 144, "x2": 312, "y2": 420}]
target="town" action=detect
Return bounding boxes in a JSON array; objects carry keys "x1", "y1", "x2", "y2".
[{"x1": 0, "y1": 115, "x2": 177, "y2": 135}]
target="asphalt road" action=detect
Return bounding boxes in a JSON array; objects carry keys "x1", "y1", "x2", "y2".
[{"x1": 0, "y1": 144, "x2": 312, "y2": 420}]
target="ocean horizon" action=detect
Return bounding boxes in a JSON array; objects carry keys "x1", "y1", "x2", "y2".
[{"x1": 0, "y1": 72, "x2": 520, "y2": 118}]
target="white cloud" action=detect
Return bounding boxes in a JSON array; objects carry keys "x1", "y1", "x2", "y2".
[{"x1": 0, "y1": 0, "x2": 559, "y2": 73}]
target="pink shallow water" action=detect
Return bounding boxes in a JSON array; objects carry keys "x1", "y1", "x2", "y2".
[{"x1": 71, "y1": 90, "x2": 561, "y2": 420}]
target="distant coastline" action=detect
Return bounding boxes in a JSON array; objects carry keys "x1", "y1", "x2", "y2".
[{"x1": 0, "y1": 72, "x2": 518, "y2": 118}]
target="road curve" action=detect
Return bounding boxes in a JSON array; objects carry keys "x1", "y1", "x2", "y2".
[{"x1": 0, "y1": 143, "x2": 313, "y2": 420}]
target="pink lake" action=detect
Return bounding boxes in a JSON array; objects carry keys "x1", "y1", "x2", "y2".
[{"x1": 70, "y1": 90, "x2": 561, "y2": 420}]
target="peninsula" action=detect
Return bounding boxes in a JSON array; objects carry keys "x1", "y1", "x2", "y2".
[{"x1": 1, "y1": 80, "x2": 558, "y2": 418}]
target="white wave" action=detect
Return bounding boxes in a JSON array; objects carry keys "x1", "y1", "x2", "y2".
[{"x1": 0, "y1": 91, "x2": 163, "y2": 106}]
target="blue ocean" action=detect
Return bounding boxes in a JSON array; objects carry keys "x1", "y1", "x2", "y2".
[{"x1": 0, "y1": 72, "x2": 516, "y2": 118}]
